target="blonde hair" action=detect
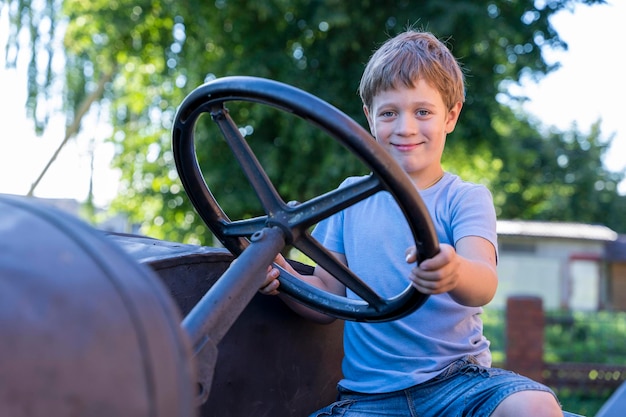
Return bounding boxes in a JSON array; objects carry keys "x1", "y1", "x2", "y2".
[{"x1": 359, "y1": 30, "x2": 465, "y2": 111}]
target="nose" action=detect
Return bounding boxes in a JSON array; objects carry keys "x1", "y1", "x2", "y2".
[{"x1": 395, "y1": 113, "x2": 418, "y2": 136}]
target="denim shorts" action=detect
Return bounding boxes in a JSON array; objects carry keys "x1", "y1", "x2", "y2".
[{"x1": 308, "y1": 356, "x2": 559, "y2": 417}]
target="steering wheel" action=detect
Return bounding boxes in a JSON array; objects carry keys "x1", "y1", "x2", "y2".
[{"x1": 172, "y1": 76, "x2": 439, "y2": 322}]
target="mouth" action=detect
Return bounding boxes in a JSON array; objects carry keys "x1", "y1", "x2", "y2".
[{"x1": 391, "y1": 142, "x2": 422, "y2": 152}]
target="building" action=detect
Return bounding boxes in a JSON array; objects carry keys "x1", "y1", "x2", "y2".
[
  {"x1": 606, "y1": 235, "x2": 626, "y2": 310},
  {"x1": 492, "y1": 220, "x2": 624, "y2": 311}
]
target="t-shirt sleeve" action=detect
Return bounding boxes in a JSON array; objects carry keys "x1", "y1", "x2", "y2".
[
  {"x1": 310, "y1": 178, "x2": 356, "y2": 255},
  {"x1": 311, "y1": 210, "x2": 345, "y2": 254},
  {"x1": 450, "y1": 185, "x2": 499, "y2": 260}
]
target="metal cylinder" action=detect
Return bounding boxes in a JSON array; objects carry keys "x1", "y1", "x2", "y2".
[{"x1": 0, "y1": 195, "x2": 197, "y2": 417}]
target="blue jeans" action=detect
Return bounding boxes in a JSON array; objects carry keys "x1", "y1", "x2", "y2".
[{"x1": 309, "y1": 356, "x2": 559, "y2": 417}]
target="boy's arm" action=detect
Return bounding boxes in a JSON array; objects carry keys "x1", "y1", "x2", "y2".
[
  {"x1": 260, "y1": 252, "x2": 347, "y2": 324},
  {"x1": 448, "y1": 236, "x2": 498, "y2": 306},
  {"x1": 406, "y1": 236, "x2": 497, "y2": 307}
]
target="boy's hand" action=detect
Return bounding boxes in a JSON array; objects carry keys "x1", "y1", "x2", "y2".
[
  {"x1": 259, "y1": 254, "x2": 288, "y2": 295},
  {"x1": 405, "y1": 244, "x2": 461, "y2": 294}
]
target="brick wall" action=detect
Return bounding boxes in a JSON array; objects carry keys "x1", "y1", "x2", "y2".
[
  {"x1": 505, "y1": 296, "x2": 545, "y2": 383},
  {"x1": 610, "y1": 263, "x2": 626, "y2": 310}
]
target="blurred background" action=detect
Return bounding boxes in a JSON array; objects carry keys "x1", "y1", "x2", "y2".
[{"x1": 1, "y1": 1, "x2": 625, "y2": 415}]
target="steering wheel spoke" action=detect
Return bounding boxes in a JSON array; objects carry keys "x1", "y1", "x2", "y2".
[
  {"x1": 220, "y1": 216, "x2": 269, "y2": 239},
  {"x1": 210, "y1": 103, "x2": 284, "y2": 214},
  {"x1": 291, "y1": 234, "x2": 386, "y2": 309},
  {"x1": 285, "y1": 174, "x2": 384, "y2": 228},
  {"x1": 173, "y1": 76, "x2": 439, "y2": 322}
]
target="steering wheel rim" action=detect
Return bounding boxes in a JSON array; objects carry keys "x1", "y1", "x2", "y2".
[{"x1": 172, "y1": 76, "x2": 439, "y2": 322}]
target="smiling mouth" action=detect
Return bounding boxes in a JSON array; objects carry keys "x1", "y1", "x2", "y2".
[{"x1": 392, "y1": 143, "x2": 421, "y2": 151}]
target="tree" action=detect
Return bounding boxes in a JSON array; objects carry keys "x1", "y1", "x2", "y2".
[
  {"x1": 4, "y1": 0, "x2": 622, "y2": 243},
  {"x1": 491, "y1": 109, "x2": 626, "y2": 232}
]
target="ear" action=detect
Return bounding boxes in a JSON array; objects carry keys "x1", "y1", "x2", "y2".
[
  {"x1": 445, "y1": 101, "x2": 463, "y2": 134},
  {"x1": 363, "y1": 105, "x2": 375, "y2": 137}
]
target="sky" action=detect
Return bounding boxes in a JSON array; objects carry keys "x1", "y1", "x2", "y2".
[
  {"x1": 512, "y1": 1, "x2": 626, "y2": 186},
  {"x1": 1, "y1": 1, "x2": 625, "y2": 208}
]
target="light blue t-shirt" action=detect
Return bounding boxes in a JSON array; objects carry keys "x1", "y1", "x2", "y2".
[{"x1": 311, "y1": 172, "x2": 498, "y2": 393}]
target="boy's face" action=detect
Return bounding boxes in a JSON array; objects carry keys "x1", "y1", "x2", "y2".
[{"x1": 363, "y1": 79, "x2": 462, "y2": 188}]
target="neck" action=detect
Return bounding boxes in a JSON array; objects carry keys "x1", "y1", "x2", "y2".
[{"x1": 419, "y1": 171, "x2": 445, "y2": 190}]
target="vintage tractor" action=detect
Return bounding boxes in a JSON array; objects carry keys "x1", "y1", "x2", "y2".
[{"x1": 1, "y1": 77, "x2": 621, "y2": 416}]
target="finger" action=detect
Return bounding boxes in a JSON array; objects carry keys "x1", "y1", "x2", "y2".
[
  {"x1": 409, "y1": 268, "x2": 442, "y2": 288},
  {"x1": 269, "y1": 267, "x2": 280, "y2": 279},
  {"x1": 411, "y1": 278, "x2": 449, "y2": 295},
  {"x1": 410, "y1": 279, "x2": 435, "y2": 294},
  {"x1": 405, "y1": 247, "x2": 417, "y2": 263},
  {"x1": 419, "y1": 255, "x2": 446, "y2": 271},
  {"x1": 273, "y1": 253, "x2": 287, "y2": 268},
  {"x1": 260, "y1": 278, "x2": 279, "y2": 295}
]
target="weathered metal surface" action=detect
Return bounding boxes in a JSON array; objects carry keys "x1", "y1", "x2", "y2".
[
  {"x1": 0, "y1": 193, "x2": 344, "y2": 416},
  {"x1": 0, "y1": 195, "x2": 196, "y2": 417},
  {"x1": 114, "y1": 233, "x2": 345, "y2": 416}
]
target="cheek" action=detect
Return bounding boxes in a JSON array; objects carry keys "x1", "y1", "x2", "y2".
[
  {"x1": 423, "y1": 122, "x2": 446, "y2": 138},
  {"x1": 371, "y1": 123, "x2": 392, "y2": 141}
]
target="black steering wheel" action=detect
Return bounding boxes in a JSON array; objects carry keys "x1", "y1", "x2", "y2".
[{"x1": 172, "y1": 76, "x2": 439, "y2": 322}]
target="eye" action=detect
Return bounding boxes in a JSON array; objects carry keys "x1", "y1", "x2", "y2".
[
  {"x1": 380, "y1": 111, "x2": 395, "y2": 118},
  {"x1": 416, "y1": 109, "x2": 430, "y2": 117}
]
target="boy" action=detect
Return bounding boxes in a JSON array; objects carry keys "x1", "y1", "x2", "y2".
[{"x1": 260, "y1": 29, "x2": 562, "y2": 417}]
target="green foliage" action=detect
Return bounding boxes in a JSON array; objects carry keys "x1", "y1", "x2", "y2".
[
  {"x1": 481, "y1": 308, "x2": 507, "y2": 365},
  {"x1": 482, "y1": 308, "x2": 626, "y2": 416},
  {"x1": 490, "y1": 108, "x2": 626, "y2": 232},
  {"x1": 559, "y1": 391, "x2": 611, "y2": 417},
  {"x1": 544, "y1": 310, "x2": 626, "y2": 364},
  {"x1": 483, "y1": 308, "x2": 626, "y2": 365},
  {"x1": 1, "y1": 0, "x2": 63, "y2": 133}
]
